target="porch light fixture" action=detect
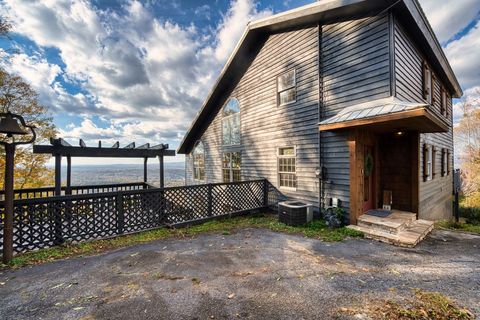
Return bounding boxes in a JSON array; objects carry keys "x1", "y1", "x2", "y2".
[
  {"x1": 0, "y1": 98, "x2": 36, "y2": 264},
  {"x1": 395, "y1": 130, "x2": 404, "y2": 136}
]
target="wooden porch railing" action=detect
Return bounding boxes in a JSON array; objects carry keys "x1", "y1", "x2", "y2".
[
  {"x1": 0, "y1": 179, "x2": 276, "y2": 253},
  {"x1": 0, "y1": 182, "x2": 153, "y2": 200}
]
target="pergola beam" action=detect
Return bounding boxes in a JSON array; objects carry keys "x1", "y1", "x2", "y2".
[{"x1": 33, "y1": 145, "x2": 175, "y2": 157}]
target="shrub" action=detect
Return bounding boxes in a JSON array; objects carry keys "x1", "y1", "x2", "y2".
[
  {"x1": 324, "y1": 207, "x2": 346, "y2": 229},
  {"x1": 460, "y1": 192, "x2": 480, "y2": 225}
]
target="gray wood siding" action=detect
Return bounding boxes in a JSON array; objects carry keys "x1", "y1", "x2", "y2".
[
  {"x1": 393, "y1": 17, "x2": 453, "y2": 220},
  {"x1": 187, "y1": 26, "x2": 320, "y2": 206},
  {"x1": 321, "y1": 14, "x2": 391, "y2": 211}
]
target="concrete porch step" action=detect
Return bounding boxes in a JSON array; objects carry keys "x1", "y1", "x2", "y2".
[
  {"x1": 357, "y1": 211, "x2": 417, "y2": 234},
  {"x1": 347, "y1": 219, "x2": 434, "y2": 247}
]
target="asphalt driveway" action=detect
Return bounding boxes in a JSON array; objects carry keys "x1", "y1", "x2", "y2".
[{"x1": 1, "y1": 228, "x2": 479, "y2": 319}]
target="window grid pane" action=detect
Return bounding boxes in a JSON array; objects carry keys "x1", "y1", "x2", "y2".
[
  {"x1": 278, "y1": 148, "x2": 296, "y2": 188},
  {"x1": 222, "y1": 114, "x2": 240, "y2": 145},
  {"x1": 222, "y1": 152, "x2": 241, "y2": 182},
  {"x1": 193, "y1": 142, "x2": 205, "y2": 181},
  {"x1": 277, "y1": 70, "x2": 295, "y2": 91},
  {"x1": 279, "y1": 88, "x2": 296, "y2": 105}
]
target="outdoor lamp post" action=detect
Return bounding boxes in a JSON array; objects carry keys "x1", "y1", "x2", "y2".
[{"x1": 0, "y1": 110, "x2": 36, "y2": 264}]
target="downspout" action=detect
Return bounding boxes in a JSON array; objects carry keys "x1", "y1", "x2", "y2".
[{"x1": 318, "y1": 22, "x2": 324, "y2": 215}]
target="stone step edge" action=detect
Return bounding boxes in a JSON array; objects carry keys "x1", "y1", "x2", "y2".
[
  {"x1": 347, "y1": 222, "x2": 434, "y2": 248},
  {"x1": 357, "y1": 220, "x2": 407, "y2": 235}
]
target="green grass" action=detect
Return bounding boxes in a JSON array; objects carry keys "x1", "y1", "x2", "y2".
[
  {"x1": 437, "y1": 220, "x2": 480, "y2": 234},
  {"x1": 0, "y1": 213, "x2": 363, "y2": 270}
]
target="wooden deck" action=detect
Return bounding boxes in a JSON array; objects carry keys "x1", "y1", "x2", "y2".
[{"x1": 347, "y1": 210, "x2": 434, "y2": 247}]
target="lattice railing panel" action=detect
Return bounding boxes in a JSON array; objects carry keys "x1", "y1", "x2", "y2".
[
  {"x1": 212, "y1": 180, "x2": 264, "y2": 216},
  {"x1": 123, "y1": 190, "x2": 165, "y2": 232},
  {"x1": 164, "y1": 185, "x2": 209, "y2": 224},
  {"x1": 0, "y1": 179, "x2": 269, "y2": 253}
]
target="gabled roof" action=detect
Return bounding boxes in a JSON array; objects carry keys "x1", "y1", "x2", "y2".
[{"x1": 178, "y1": 0, "x2": 462, "y2": 154}]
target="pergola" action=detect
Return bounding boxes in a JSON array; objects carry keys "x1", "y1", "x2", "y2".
[{"x1": 33, "y1": 138, "x2": 176, "y2": 195}]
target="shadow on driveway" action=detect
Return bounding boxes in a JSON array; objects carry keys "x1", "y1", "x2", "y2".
[{"x1": 0, "y1": 229, "x2": 479, "y2": 319}]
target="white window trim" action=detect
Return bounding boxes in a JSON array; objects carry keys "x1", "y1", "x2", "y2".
[
  {"x1": 222, "y1": 151, "x2": 241, "y2": 183},
  {"x1": 193, "y1": 141, "x2": 205, "y2": 182},
  {"x1": 277, "y1": 146, "x2": 297, "y2": 191},
  {"x1": 423, "y1": 64, "x2": 433, "y2": 104},
  {"x1": 426, "y1": 145, "x2": 433, "y2": 181},
  {"x1": 277, "y1": 69, "x2": 297, "y2": 107}
]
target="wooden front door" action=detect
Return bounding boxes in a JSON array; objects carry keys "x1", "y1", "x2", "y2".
[{"x1": 363, "y1": 145, "x2": 375, "y2": 212}]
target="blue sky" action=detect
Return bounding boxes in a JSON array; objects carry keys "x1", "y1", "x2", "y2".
[{"x1": 0, "y1": 0, "x2": 479, "y2": 165}]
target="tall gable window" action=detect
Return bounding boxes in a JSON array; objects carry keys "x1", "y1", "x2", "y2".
[
  {"x1": 193, "y1": 141, "x2": 205, "y2": 181},
  {"x1": 278, "y1": 147, "x2": 297, "y2": 189},
  {"x1": 422, "y1": 62, "x2": 433, "y2": 104},
  {"x1": 222, "y1": 98, "x2": 240, "y2": 146},
  {"x1": 223, "y1": 152, "x2": 241, "y2": 182},
  {"x1": 277, "y1": 69, "x2": 296, "y2": 106}
]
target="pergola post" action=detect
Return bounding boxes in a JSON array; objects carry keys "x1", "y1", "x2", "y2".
[
  {"x1": 143, "y1": 157, "x2": 148, "y2": 184},
  {"x1": 159, "y1": 155, "x2": 164, "y2": 188},
  {"x1": 66, "y1": 155, "x2": 72, "y2": 195},
  {"x1": 54, "y1": 154, "x2": 62, "y2": 196}
]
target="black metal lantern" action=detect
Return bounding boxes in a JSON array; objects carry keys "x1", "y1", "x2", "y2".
[{"x1": 0, "y1": 111, "x2": 36, "y2": 264}]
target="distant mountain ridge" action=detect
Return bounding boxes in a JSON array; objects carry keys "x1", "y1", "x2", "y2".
[{"x1": 54, "y1": 162, "x2": 185, "y2": 187}]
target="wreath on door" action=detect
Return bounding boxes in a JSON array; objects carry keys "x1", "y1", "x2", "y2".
[{"x1": 364, "y1": 153, "x2": 374, "y2": 177}]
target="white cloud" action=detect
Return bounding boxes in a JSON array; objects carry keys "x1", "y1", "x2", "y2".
[
  {"x1": 214, "y1": 0, "x2": 272, "y2": 62},
  {"x1": 0, "y1": 0, "x2": 272, "y2": 155},
  {"x1": 444, "y1": 20, "x2": 480, "y2": 90},
  {"x1": 419, "y1": 0, "x2": 480, "y2": 43}
]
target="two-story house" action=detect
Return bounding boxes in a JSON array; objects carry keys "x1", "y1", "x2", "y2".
[{"x1": 177, "y1": 0, "x2": 462, "y2": 242}]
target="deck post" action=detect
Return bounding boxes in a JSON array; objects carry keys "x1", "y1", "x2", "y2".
[
  {"x1": 66, "y1": 155, "x2": 72, "y2": 195},
  {"x1": 54, "y1": 154, "x2": 62, "y2": 196},
  {"x1": 207, "y1": 184, "x2": 213, "y2": 216},
  {"x1": 116, "y1": 192, "x2": 124, "y2": 234},
  {"x1": 263, "y1": 179, "x2": 269, "y2": 208},
  {"x1": 159, "y1": 155, "x2": 164, "y2": 188},
  {"x1": 2, "y1": 144, "x2": 15, "y2": 264},
  {"x1": 144, "y1": 157, "x2": 148, "y2": 185}
]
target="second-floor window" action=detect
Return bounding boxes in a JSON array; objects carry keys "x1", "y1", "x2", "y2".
[
  {"x1": 441, "y1": 148, "x2": 448, "y2": 177},
  {"x1": 193, "y1": 141, "x2": 205, "y2": 181},
  {"x1": 278, "y1": 146, "x2": 297, "y2": 189},
  {"x1": 277, "y1": 69, "x2": 296, "y2": 106},
  {"x1": 422, "y1": 62, "x2": 434, "y2": 104},
  {"x1": 222, "y1": 152, "x2": 241, "y2": 182},
  {"x1": 222, "y1": 98, "x2": 240, "y2": 146},
  {"x1": 423, "y1": 144, "x2": 436, "y2": 181},
  {"x1": 441, "y1": 87, "x2": 448, "y2": 117}
]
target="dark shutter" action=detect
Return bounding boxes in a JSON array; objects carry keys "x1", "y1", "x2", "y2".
[
  {"x1": 441, "y1": 148, "x2": 446, "y2": 177},
  {"x1": 423, "y1": 143, "x2": 428, "y2": 182},
  {"x1": 432, "y1": 146, "x2": 437, "y2": 179},
  {"x1": 440, "y1": 87, "x2": 445, "y2": 115},
  {"x1": 446, "y1": 93, "x2": 450, "y2": 118},
  {"x1": 447, "y1": 150, "x2": 451, "y2": 175},
  {"x1": 422, "y1": 62, "x2": 427, "y2": 100},
  {"x1": 431, "y1": 74, "x2": 436, "y2": 105}
]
